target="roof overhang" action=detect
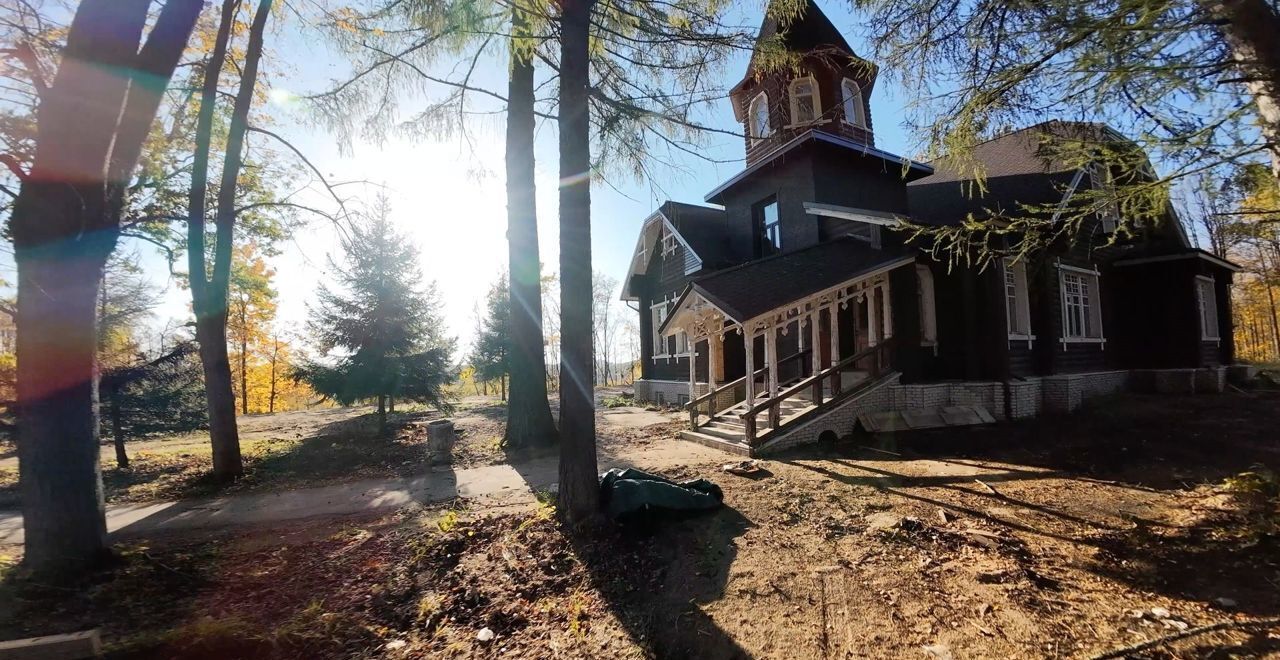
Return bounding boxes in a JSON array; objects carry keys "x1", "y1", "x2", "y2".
[
  {"x1": 659, "y1": 254, "x2": 916, "y2": 338},
  {"x1": 803, "y1": 202, "x2": 906, "y2": 226},
  {"x1": 1112, "y1": 250, "x2": 1241, "y2": 272},
  {"x1": 620, "y1": 209, "x2": 705, "y2": 301},
  {"x1": 704, "y1": 131, "x2": 933, "y2": 204}
]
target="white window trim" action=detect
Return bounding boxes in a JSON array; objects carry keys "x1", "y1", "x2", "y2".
[
  {"x1": 748, "y1": 91, "x2": 771, "y2": 144},
  {"x1": 788, "y1": 76, "x2": 821, "y2": 127},
  {"x1": 1196, "y1": 275, "x2": 1221, "y2": 342},
  {"x1": 1091, "y1": 163, "x2": 1120, "y2": 233},
  {"x1": 1003, "y1": 258, "x2": 1035, "y2": 347},
  {"x1": 651, "y1": 295, "x2": 693, "y2": 362},
  {"x1": 1056, "y1": 262, "x2": 1105, "y2": 346},
  {"x1": 916, "y1": 264, "x2": 938, "y2": 349},
  {"x1": 840, "y1": 78, "x2": 866, "y2": 128},
  {"x1": 650, "y1": 298, "x2": 670, "y2": 359},
  {"x1": 660, "y1": 227, "x2": 678, "y2": 257}
]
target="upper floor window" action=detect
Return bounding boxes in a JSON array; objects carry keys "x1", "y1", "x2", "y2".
[
  {"x1": 748, "y1": 92, "x2": 771, "y2": 144},
  {"x1": 841, "y1": 78, "x2": 866, "y2": 128},
  {"x1": 1004, "y1": 258, "x2": 1033, "y2": 341},
  {"x1": 1059, "y1": 265, "x2": 1104, "y2": 342},
  {"x1": 789, "y1": 76, "x2": 819, "y2": 125},
  {"x1": 753, "y1": 197, "x2": 781, "y2": 257},
  {"x1": 1196, "y1": 276, "x2": 1220, "y2": 341},
  {"x1": 661, "y1": 226, "x2": 678, "y2": 256},
  {"x1": 916, "y1": 265, "x2": 937, "y2": 346},
  {"x1": 1090, "y1": 163, "x2": 1120, "y2": 233}
]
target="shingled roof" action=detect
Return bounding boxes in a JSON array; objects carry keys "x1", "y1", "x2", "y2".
[
  {"x1": 663, "y1": 238, "x2": 913, "y2": 329},
  {"x1": 905, "y1": 121, "x2": 1116, "y2": 226},
  {"x1": 731, "y1": 0, "x2": 867, "y2": 94}
]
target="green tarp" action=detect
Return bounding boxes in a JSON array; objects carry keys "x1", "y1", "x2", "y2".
[{"x1": 599, "y1": 468, "x2": 724, "y2": 520}]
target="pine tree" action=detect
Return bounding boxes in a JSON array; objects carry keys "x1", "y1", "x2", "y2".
[
  {"x1": 296, "y1": 195, "x2": 454, "y2": 432},
  {"x1": 471, "y1": 275, "x2": 511, "y2": 402}
]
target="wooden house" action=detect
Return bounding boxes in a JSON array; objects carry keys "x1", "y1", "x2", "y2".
[{"x1": 621, "y1": 1, "x2": 1240, "y2": 455}]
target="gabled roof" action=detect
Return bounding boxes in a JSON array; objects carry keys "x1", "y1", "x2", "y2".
[
  {"x1": 705, "y1": 130, "x2": 933, "y2": 204},
  {"x1": 619, "y1": 202, "x2": 729, "y2": 301},
  {"x1": 662, "y1": 238, "x2": 913, "y2": 330}
]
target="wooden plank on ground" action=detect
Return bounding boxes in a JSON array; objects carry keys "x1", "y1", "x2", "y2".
[{"x1": 0, "y1": 630, "x2": 101, "y2": 660}]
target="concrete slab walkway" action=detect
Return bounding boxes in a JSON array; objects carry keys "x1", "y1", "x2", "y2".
[{"x1": 0, "y1": 438, "x2": 727, "y2": 546}]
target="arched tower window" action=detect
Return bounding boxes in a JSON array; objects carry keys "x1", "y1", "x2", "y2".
[
  {"x1": 748, "y1": 92, "x2": 771, "y2": 144},
  {"x1": 842, "y1": 78, "x2": 866, "y2": 128},
  {"x1": 789, "y1": 76, "x2": 819, "y2": 125}
]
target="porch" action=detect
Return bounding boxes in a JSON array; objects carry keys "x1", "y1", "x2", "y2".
[{"x1": 660, "y1": 242, "x2": 914, "y2": 450}]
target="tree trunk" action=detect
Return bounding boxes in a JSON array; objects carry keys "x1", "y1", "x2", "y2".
[
  {"x1": 557, "y1": 0, "x2": 602, "y2": 526},
  {"x1": 11, "y1": 0, "x2": 201, "y2": 577},
  {"x1": 1204, "y1": 0, "x2": 1280, "y2": 181},
  {"x1": 196, "y1": 314, "x2": 242, "y2": 478},
  {"x1": 389, "y1": 396, "x2": 396, "y2": 414},
  {"x1": 109, "y1": 384, "x2": 128, "y2": 470},
  {"x1": 377, "y1": 395, "x2": 387, "y2": 435},
  {"x1": 14, "y1": 247, "x2": 112, "y2": 575},
  {"x1": 187, "y1": 0, "x2": 272, "y2": 480},
  {"x1": 503, "y1": 5, "x2": 560, "y2": 451},
  {"x1": 268, "y1": 338, "x2": 279, "y2": 413},
  {"x1": 239, "y1": 303, "x2": 249, "y2": 415}
]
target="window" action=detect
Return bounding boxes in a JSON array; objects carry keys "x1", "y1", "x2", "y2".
[
  {"x1": 1004, "y1": 258, "x2": 1033, "y2": 340},
  {"x1": 1059, "y1": 266, "x2": 1104, "y2": 342},
  {"x1": 841, "y1": 78, "x2": 866, "y2": 128},
  {"x1": 748, "y1": 92, "x2": 770, "y2": 144},
  {"x1": 1196, "y1": 276, "x2": 1220, "y2": 340},
  {"x1": 789, "y1": 76, "x2": 819, "y2": 125},
  {"x1": 753, "y1": 197, "x2": 781, "y2": 256},
  {"x1": 1091, "y1": 163, "x2": 1120, "y2": 233},
  {"x1": 916, "y1": 265, "x2": 937, "y2": 346},
  {"x1": 650, "y1": 299, "x2": 669, "y2": 356},
  {"x1": 661, "y1": 226, "x2": 678, "y2": 256}
]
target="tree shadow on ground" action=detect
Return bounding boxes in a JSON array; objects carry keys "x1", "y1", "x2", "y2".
[
  {"x1": 778, "y1": 391, "x2": 1280, "y2": 617},
  {"x1": 569, "y1": 505, "x2": 754, "y2": 659}
]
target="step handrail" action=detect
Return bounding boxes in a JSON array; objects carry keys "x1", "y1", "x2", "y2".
[
  {"x1": 741, "y1": 339, "x2": 895, "y2": 445},
  {"x1": 684, "y1": 348, "x2": 814, "y2": 428}
]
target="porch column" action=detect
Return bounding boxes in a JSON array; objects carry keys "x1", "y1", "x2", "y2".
[
  {"x1": 687, "y1": 337, "x2": 697, "y2": 398},
  {"x1": 764, "y1": 323, "x2": 779, "y2": 428},
  {"x1": 765, "y1": 324, "x2": 779, "y2": 399},
  {"x1": 744, "y1": 330, "x2": 755, "y2": 403},
  {"x1": 809, "y1": 311, "x2": 822, "y2": 404},
  {"x1": 867, "y1": 289, "x2": 879, "y2": 347},
  {"x1": 829, "y1": 306, "x2": 842, "y2": 394},
  {"x1": 709, "y1": 334, "x2": 722, "y2": 391},
  {"x1": 881, "y1": 279, "x2": 893, "y2": 339}
]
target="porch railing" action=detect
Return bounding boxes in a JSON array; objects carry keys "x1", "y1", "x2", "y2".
[
  {"x1": 684, "y1": 349, "x2": 813, "y2": 429},
  {"x1": 741, "y1": 339, "x2": 896, "y2": 446}
]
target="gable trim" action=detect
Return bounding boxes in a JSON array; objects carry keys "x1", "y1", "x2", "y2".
[
  {"x1": 620, "y1": 210, "x2": 706, "y2": 301},
  {"x1": 1112, "y1": 250, "x2": 1241, "y2": 272}
]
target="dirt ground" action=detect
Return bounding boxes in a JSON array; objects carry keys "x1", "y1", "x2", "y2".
[{"x1": 3, "y1": 391, "x2": 1279, "y2": 658}]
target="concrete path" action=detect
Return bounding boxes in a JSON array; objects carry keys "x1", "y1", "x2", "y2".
[{"x1": 0, "y1": 438, "x2": 726, "y2": 546}]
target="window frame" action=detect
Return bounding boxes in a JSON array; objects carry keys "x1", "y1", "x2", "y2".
[
  {"x1": 840, "y1": 78, "x2": 866, "y2": 128},
  {"x1": 1057, "y1": 263, "x2": 1105, "y2": 345},
  {"x1": 650, "y1": 297, "x2": 670, "y2": 358},
  {"x1": 1195, "y1": 275, "x2": 1220, "y2": 342},
  {"x1": 788, "y1": 75, "x2": 821, "y2": 127},
  {"x1": 1003, "y1": 258, "x2": 1035, "y2": 345},
  {"x1": 660, "y1": 226, "x2": 678, "y2": 257},
  {"x1": 1090, "y1": 162, "x2": 1121, "y2": 233},
  {"x1": 753, "y1": 196, "x2": 781, "y2": 256},
  {"x1": 748, "y1": 91, "x2": 771, "y2": 144},
  {"x1": 916, "y1": 264, "x2": 937, "y2": 347}
]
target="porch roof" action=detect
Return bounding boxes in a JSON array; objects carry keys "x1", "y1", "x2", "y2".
[{"x1": 661, "y1": 238, "x2": 914, "y2": 333}]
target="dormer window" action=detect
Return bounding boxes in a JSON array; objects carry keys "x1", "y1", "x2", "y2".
[
  {"x1": 748, "y1": 92, "x2": 771, "y2": 144},
  {"x1": 841, "y1": 78, "x2": 866, "y2": 128},
  {"x1": 789, "y1": 76, "x2": 819, "y2": 125},
  {"x1": 1090, "y1": 162, "x2": 1121, "y2": 232}
]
